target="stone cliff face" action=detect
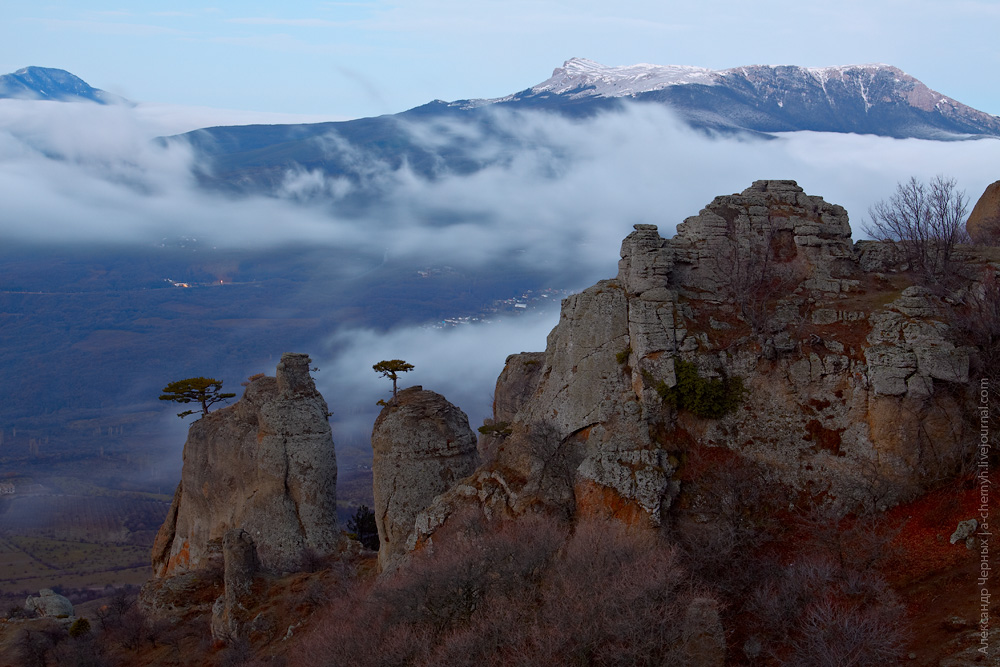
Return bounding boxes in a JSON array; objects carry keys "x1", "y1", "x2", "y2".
[
  {"x1": 405, "y1": 181, "x2": 990, "y2": 547},
  {"x1": 151, "y1": 353, "x2": 340, "y2": 579},
  {"x1": 371, "y1": 387, "x2": 478, "y2": 571}
]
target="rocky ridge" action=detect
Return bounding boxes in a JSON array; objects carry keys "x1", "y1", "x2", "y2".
[{"x1": 403, "y1": 180, "x2": 989, "y2": 549}]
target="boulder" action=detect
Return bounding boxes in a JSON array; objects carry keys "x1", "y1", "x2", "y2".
[
  {"x1": 151, "y1": 353, "x2": 340, "y2": 579},
  {"x1": 372, "y1": 387, "x2": 478, "y2": 571},
  {"x1": 966, "y1": 179, "x2": 1000, "y2": 245},
  {"x1": 949, "y1": 518, "x2": 978, "y2": 545},
  {"x1": 25, "y1": 589, "x2": 74, "y2": 618}
]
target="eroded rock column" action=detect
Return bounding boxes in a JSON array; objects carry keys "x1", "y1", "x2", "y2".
[{"x1": 371, "y1": 387, "x2": 478, "y2": 571}]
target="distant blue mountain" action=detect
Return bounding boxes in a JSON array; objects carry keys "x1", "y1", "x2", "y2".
[{"x1": 0, "y1": 66, "x2": 129, "y2": 104}]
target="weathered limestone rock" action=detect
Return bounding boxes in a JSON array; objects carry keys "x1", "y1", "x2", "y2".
[
  {"x1": 967, "y1": 179, "x2": 1000, "y2": 245},
  {"x1": 949, "y1": 518, "x2": 978, "y2": 545},
  {"x1": 492, "y1": 352, "x2": 546, "y2": 424},
  {"x1": 211, "y1": 529, "x2": 259, "y2": 640},
  {"x1": 866, "y1": 288, "x2": 969, "y2": 398},
  {"x1": 618, "y1": 223, "x2": 673, "y2": 295},
  {"x1": 151, "y1": 353, "x2": 339, "y2": 579},
  {"x1": 671, "y1": 179, "x2": 855, "y2": 296},
  {"x1": 407, "y1": 180, "x2": 982, "y2": 553},
  {"x1": 372, "y1": 387, "x2": 478, "y2": 571},
  {"x1": 481, "y1": 352, "x2": 545, "y2": 462},
  {"x1": 25, "y1": 590, "x2": 73, "y2": 618}
]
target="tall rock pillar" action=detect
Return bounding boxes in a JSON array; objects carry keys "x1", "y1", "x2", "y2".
[{"x1": 371, "y1": 387, "x2": 478, "y2": 571}]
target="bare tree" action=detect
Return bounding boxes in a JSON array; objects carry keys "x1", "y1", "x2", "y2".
[{"x1": 864, "y1": 175, "x2": 970, "y2": 278}]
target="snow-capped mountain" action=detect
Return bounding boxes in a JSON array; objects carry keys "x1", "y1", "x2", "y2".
[
  {"x1": 457, "y1": 58, "x2": 1000, "y2": 139},
  {"x1": 0, "y1": 66, "x2": 128, "y2": 104},
  {"x1": 173, "y1": 57, "x2": 999, "y2": 197}
]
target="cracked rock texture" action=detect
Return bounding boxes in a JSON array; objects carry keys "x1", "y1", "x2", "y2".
[
  {"x1": 371, "y1": 386, "x2": 478, "y2": 571},
  {"x1": 150, "y1": 353, "x2": 339, "y2": 579},
  {"x1": 408, "y1": 181, "x2": 990, "y2": 550}
]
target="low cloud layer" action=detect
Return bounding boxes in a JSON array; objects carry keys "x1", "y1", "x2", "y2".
[
  {"x1": 1, "y1": 98, "x2": 996, "y2": 261},
  {"x1": 3, "y1": 98, "x2": 997, "y2": 453}
]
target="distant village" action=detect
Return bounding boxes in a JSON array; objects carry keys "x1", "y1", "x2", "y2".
[{"x1": 428, "y1": 287, "x2": 569, "y2": 329}]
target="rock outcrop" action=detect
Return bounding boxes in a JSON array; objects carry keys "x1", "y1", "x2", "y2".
[
  {"x1": 406, "y1": 181, "x2": 988, "y2": 548},
  {"x1": 371, "y1": 387, "x2": 478, "y2": 571},
  {"x1": 967, "y1": 179, "x2": 1000, "y2": 245},
  {"x1": 151, "y1": 353, "x2": 340, "y2": 579}
]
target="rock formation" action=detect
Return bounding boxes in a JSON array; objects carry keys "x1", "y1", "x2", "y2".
[
  {"x1": 151, "y1": 353, "x2": 340, "y2": 579},
  {"x1": 25, "y1": 589, "x2": 74, "y2": 619},
  {"x1": 371, "y1": 386, "x2": 478, "y2": 570},
  {"x1": 967, "y1": 179, "x2": 1000, "y2": 245},
  {"x1": 406, "y1": 180, "x2": 989, "y2": 548},
  {"x1": 211, "y1": 529, "x2": 259, "y2": 640}
]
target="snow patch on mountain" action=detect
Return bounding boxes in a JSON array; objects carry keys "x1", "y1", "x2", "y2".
[{"x1": 532, "y1": 57, "x2": 720, "y2": 98}]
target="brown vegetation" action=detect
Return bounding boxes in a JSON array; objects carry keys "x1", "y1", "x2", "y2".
[{"x1": 291, "y1": 513, "x2": 708, "y2": 667}]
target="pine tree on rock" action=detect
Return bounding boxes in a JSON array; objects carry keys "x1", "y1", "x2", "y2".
[{"x1": 159, "y1": 377, "x2": 236, "y2": 418}]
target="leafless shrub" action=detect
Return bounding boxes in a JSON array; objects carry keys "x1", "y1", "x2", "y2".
[
  {"x1": 671, "y1": 452, "x2": 785, "y2": 595},
  {"x1": 533, "y1": 519, "x2": 696, "y2": 666},
  {"x1": 785, "y1": 597, "x2": 908, "y2": 666},
  {"x1": 50, "y1": 633, "x2": 114, "y2": 667},
  {"x1": 16, "y1": 628, "x2": 61, "y2": 667},
  {"x1": 292, "y1": 514, "x2": 706, "y2": 667},
  {"x1": 794, "y1": 502, "x2": 902, "y2": 573},
  {"x1": 750, "y1": 555, "x2": 838, "y2": 641},
  {"x1": 864, "y1": 175, "x2": 970, "y2": 280}
]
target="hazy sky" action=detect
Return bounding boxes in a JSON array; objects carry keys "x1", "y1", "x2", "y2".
[{"x1": 3, "y1": 0, "x2": 1000, "y2": 120}]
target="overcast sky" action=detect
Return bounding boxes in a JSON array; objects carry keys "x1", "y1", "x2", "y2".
[{"x1": 3, "y1": 0, "x2": 1000, "y2": 120}]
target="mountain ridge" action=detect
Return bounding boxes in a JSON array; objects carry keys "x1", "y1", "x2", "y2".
[
  {"x1": 0, "y1": 66, "x2": 129, "y2": 105},
  {"x1": 156, "y1": 57, "x2": 1000, "y2": 197},
  {"x1": 452, "y1": 58, "x2": 1000, "y2": 138}
]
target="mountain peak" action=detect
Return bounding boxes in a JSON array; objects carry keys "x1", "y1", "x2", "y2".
[
  {"x1": 0, "y1": 66, "x2": 129, "y2": 105},
  {"x1": 496, "y1": 58, "x2": 999, "y2": 138},
  {"x1": 535, "y1": 58, "x2": 719, "y2": 98}
]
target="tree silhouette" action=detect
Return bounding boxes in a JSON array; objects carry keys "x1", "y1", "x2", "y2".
[
  {"x1": 159, "y1": 377, "x2": 236, "y2": 418},
  {"x1": 864, "y1": 175, "x2": 970, "y2": 278},
  {"x1": 373, "y1": 360, "x2": 414, "y2": 401}
]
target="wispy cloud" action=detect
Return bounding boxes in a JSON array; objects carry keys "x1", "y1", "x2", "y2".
[
  {"x1": 226, "y1": 17, "x2": 352, "y2": 27},
  {"x1": 28, "y1": 18, "x2": 187, "y2": 37}
]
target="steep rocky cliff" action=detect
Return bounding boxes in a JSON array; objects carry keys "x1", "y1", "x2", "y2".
[
  {"x1": 406, "y1": 180, "x2": 990, "y2": 547},
  {"x1": 371, "y1": 387, "x2": 478, "y2": 571},
  {"x1": 150, "y1": 353, "x2": 340, "y2": 579}
]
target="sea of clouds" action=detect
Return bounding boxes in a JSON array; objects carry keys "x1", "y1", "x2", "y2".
[{"x1": 1, "y1": 97, "x2": 996, "y2": 444}]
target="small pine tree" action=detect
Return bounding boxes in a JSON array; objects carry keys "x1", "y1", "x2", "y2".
[
  {"x1": 159, "y1": 377, "x2": 236, "y2": 418},
  {"x1": 372, "y1": 360, "x2": 414, "y2": 401}
]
